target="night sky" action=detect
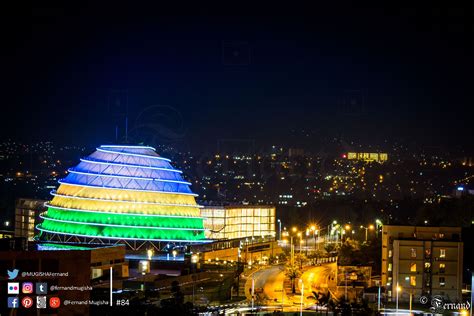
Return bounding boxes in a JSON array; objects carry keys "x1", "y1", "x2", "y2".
[{"x1": 1, "y1": 4, "x2": 472, "y2": 152}]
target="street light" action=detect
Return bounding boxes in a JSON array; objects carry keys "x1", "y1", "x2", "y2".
[
  {"x1": 310, "y1": 225, "x2": 318, "y2": 252},
  {"x1": 396, "y1": 283, "x2": 401, "y2": 313},
  {"x1": 360, "y1": 225, "x2": 375, "y2": 242},
  {"x1": 277, "y1": 219, "x2": 282, "y2": 240},
  {"x1": 304, "y1": 229, "x2": 310, "y2": 256},
  {"x1": 299, "y1": 279, "x2": 304, "y2": 316},
  {"x1": 288, "y1": 230, "x2": 297, "y2": 267}
]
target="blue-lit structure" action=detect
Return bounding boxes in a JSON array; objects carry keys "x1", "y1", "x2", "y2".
[{"x1": 37, "y1": 145, "x2": 209, "y2": 250}]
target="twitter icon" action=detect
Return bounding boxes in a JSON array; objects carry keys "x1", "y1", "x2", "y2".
[{"x1": 7, "y1": 269, "x2": 19, "y2": 280}]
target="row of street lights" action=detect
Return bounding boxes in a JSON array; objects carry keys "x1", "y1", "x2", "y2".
[{"x1": 278, "y1": 219, "x2": 384, "y2": 264}]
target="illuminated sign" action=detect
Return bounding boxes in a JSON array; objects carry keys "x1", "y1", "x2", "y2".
[{"x1": 345, "y1": 152, "x2": 388, "y2": 163}]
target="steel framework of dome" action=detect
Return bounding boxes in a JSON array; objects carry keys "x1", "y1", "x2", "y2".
[{"x1": 37, "y1": 145, "x2": 209, "y2": 250}]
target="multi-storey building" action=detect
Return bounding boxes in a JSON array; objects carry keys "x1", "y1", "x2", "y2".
[
  {"x1": 14, "y1": 198, "x2": 47, "y2": 240},
  {"x1": 201, "y1": 205, "x2": 276, "y2": 240},
  {"x1": 381, "y1": 225, "x2": 463, "y2": 302}
]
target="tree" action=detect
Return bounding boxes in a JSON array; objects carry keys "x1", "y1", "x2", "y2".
[
  {"x1": 307, "y1": 290, "x2": 330, "y2": 307},
  {"x1": 337, "y1": 238, "x2": 362, "y2": 265},
  {"x1": 294, "y1": 253, "x2": 308, "y2": 269},
  {"x1": 285, "y1": 264, "x2": 301, "y2": 294}
]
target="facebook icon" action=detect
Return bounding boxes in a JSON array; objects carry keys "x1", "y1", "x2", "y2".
[{"x1": 8, "y1": 297, "x2": 19, "y2": 308}]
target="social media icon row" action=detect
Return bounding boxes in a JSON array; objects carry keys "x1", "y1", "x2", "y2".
[
  {"x1": 7, "y1": 296, "x2": 60, "y2": 309},
  {"x1": 7, "y1": 282, "x2": 47, "y2": 294}
]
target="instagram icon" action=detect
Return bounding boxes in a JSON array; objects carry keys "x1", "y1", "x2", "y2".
[{"x1": 22, "y1": 282, "x2": 33, "y2": 294}]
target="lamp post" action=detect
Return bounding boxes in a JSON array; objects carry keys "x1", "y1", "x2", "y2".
[
  {"x1": 290, "y1": 236, "x2": 294, "y2": 266},
  {"x1": 377, "y1": 283, "x2": 381, "y2": 311},
  {"x1": 277, "y1": 219, "x2": 282, "y2": 240},
  {"x1": 305, "y1": 229, "x2": 309, "y2": 256},
  {"x1": 251, "y1": 276, "x2": 255, "y2": 312},
  {"x1": 299, "y1": 279, "x2": 304, "y2": 316},
  {"x1": 409, "y1": 288, "x2": 413, "y2": 315},
  {"x1": 343, "y1": 224, "x2": 351, "y2": 243},
  {"x1": 396, "y1": 283, "x2": 401, "y2": 313},
  {"x1": 297, "y1": 232, "x2": 302, "y2": 256},
  {"x1": 360, "y1": 224, "x2": 375, "y2": 242},
  {"x1": 310, "y1": 225, "x2": 318, "y2": 252}
]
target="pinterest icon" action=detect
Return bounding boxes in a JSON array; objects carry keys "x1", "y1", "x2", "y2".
[{"x1": 22, "y1": 296, "x2": 33, "y2": 308}]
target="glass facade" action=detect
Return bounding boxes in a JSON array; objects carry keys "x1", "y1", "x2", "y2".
[{"x1": 202, "y1": 206, "x2": 276, "y2": 240}]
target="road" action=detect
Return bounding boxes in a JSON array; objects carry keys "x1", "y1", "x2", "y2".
[
  {"x1": 300, "y1": 262, "x2": 337, "y2": 294},
  {"x1": 244, "y1": 265, "x2": 289, "y2": 305},
  {"x1": 244, "y1": 262, "x2": 338, "y2": 309}
]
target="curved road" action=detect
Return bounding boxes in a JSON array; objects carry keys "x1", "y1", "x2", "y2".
[
  {"x1": 300, "y1": 262, "x2": 337, "y2": 293},
  {"x1": 244, "y1": 265, "x2": 289, "y2": 305},
  {"x1": 245, "y1": 262, "x2": 337, "y2": 307}
]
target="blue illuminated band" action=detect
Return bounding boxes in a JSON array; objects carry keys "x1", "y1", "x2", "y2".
[
  {"x1": 79, "y1": 158, "x2": 182, "y2": 173},
  {"x1": 39, "y1": 215, "x2": 206, "y2": 231},
  {"x1": 101, "y1": 145, "x2": 156, "y2": 151},
  {"x1": 49, "y1": 191, "x2": 203, "y2": 208},
  {"x1": 44, "y1": 203, "x2": 206, "y2": 218},
  {"x1": 67, "y1": 169, "x2": 191, "y2": 184},
  {"x1": 96, "y1": 148, "x2": 171, "y2": 162},
  {"x1": 57, "y1": 181, "x2": 199, "y2": 196},
  {"x1": 36, "y1": 225, "x2": 213, "y2": 243}
]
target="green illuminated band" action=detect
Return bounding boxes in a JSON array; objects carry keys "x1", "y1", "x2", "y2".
[
  {"x1": 42, "y1": 208, "x2": 205, "y2": 230},
  {"x1": 38, "y1": 221, "x2": 206, "y2": 240}
]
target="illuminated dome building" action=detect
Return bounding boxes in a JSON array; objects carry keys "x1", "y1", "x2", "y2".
[{"x1": 37, "y1": 145, "x2": 208, "y2": 250}]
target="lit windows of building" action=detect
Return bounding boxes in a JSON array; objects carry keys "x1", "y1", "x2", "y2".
[
  {"x1": 345, "y1": 152, "x2": 388, "y2": 163},
  {"x1": 440, "y1": 248, "x2": 446, "y2": 259},
  {"x1": 439, "y1": 277, "x2": 446, "y2": 287},
  {"x1": 381, "y1": 225, "x2": 463, "y2": 303},
  {"x1": 439, "y1": 263, "x2": 446, "y2": 273},
  {"x1": 201, "y1": 205, "x2": 275, "y2": 240},
  {"x1": 15, "y1": 198, "x2": 47, "y2": 240}
]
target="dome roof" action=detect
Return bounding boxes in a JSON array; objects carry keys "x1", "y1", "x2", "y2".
[{"x1": 37, "y1": 145, "x2": 206, "y2": 243}]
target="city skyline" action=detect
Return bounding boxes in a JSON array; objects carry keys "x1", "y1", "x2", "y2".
[{"x1": 0, "y1": 4, "x2": 472, "y2": 315}]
